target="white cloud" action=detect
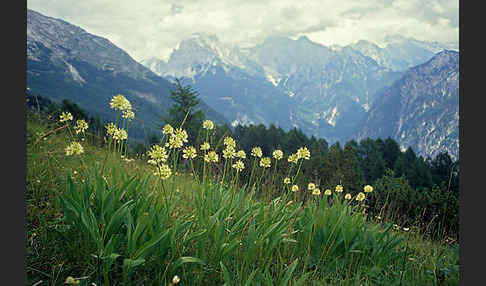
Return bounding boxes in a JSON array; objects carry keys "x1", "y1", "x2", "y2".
[{"x1": 27, "y1": 0, "x2": 459, "y2": 61}]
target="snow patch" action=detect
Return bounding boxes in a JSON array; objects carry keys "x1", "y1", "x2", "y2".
[
  {"x1": 64, "y1": 61, "x2": 85, "y2": 84},
  {"x1": 327, "y1": 107, "x2": 338, "y2": 126},
  {"x1": 266, "y1": 74, "x2": 280, "y2": 86}
]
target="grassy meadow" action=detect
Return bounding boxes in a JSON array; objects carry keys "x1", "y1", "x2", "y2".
[{"x1": 26, "y1": 95, "x2": 459, "y2": 285}]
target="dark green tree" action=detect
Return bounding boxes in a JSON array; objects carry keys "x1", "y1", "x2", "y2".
[{"x1": 163, "y1": 79, "x2": 205, "y2": 143}]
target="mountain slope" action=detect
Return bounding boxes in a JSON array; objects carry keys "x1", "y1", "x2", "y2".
[
  {"x1": 355, "y1": 50, "x2": 459, "y2": 160},
  {"x1": 27, "y1": 9, "x2": 227, "y2": 141}
]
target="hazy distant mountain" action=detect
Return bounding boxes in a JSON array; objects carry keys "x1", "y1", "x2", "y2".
[
  {"x1": 27, "y1": 9, "x2": 227, "y2": 141},
  {"x1": 355, "y1": 50, "x2": 459, "y2": 160}
]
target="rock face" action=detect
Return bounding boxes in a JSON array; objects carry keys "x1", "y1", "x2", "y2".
[
  {"x1": 27, "y1": 9, "x2": 227, "y2": 140},
  {"x1": 355, "y1": 50, "x2": 459, "y2": 160}
]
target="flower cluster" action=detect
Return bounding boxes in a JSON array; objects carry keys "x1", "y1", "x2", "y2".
[
  {"x1": 200, "y1": 142, "x2": 210, "y2": 151},
  {"x1": 235, "y1": 150, "x2": 246, "y2": 159},
  {"x1": 204, "y1": 151, "x2": 219, "y2": 163},
  {"x1": 364, "y1": 185, "x2": 373, "y2": 193},
  {"x1": 59, "y1": 112, "x2": 73, "y2": 123},
  {"x1": 259, "y1": 157, "x2": 271, "y2": 168},
  {"x1": 335, "y1": 184, "x2": 344, "y2": 193},
  {"x1": 65, "y1": 142, "x2": 84, "y2": 156},
  {"x1": 202, "y1": 120, "x2": 214, "y2": 130},
  {"x1": 232, "y1": 160, "x2": 245, "y2": 172},
  {"x1": 162, "y1": 124, "x2": 174, "y2": 135},
  {"x1": 251, "y1": 147, "x2": 263, "y2": 158},
  {"x1": 182, "y1": 146, "x2": 197, "y2": 160},
  {"x1": 74, "y1": 119, "x2": 88, "y2": 134},
  {"x1": 113, "y1": 128, "x2": 128, "y2": 142},
  {"x1": 168, "y1": 128, "x2": 188, "y2": 149},
  {"x1": 356, "y1": 192, "x2": 366, "y2": 201},
  {"x1": 296, "y1": 147, "x2": 311, "y2": 160},
  {"x1": 154, "y1": 163, "x2": 172, "y2": 179},
  {"x1": 110, "y1": 94, "x2": 131, "y2": 111},
  {"x1": 147, "y1": 145, "x2": 168, "y2": 165},
  {"x1": 272, "y1": 149, "x2": 284, "y2": 160}
]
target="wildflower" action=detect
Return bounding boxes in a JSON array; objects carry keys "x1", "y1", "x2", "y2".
[
  {"x1": 259, "y1": 157, "x2": 271, "y2": 168},
  {"x1": 364, "y1": 185, "x2": 373, "y2": 193},
  {"x1": 202, "y1": 120, "x2": 214, "y2": 130},
  {"x1": 122, "y1": 109, "x2": 135, "y2": 120},
  {"x1": 168, "y1": 134, "x2": 183, "y2": 149},
  {"x1": 182, "y1": 146, "x2": 197, "y2": 159},
  {"x1": 113, "y1": 128, "x2": 127, "y2": 142},
  {"x1": 222, "y1": 146, "x2": 236, "y2": 159},
  {"x1": 251, "y1": 146, "x2": 263, "y2": 158},
  {"x1": 174, "y1": 128, "x2": 188, "y2": 143},
  {"x1": 154, "y1": 164, "x2": 172, "y2": 179},
  {"x1": 204, "y1": 151, "x2": 219, "y2": 163},
  {"x1": 356, "y1": 192, "x2": 366, "y2": 202},
  {"x1": 272, "y1": 149, "x2": 283, "y2": 160},
  {"x1": 291, "y1": 185, "x2": 299, "y2": 192},
  {"x1": 403, "y1": 227, "x2": 410, "y2": 232},
  {"x1": 110, "y1": 94, "x2": 131, "y2": 110},
  {"x1": 105, "y1": 122, "x2": 117, "y2": 136},
  {"x1": 286, "y1": 200, "x2": 294, "y2": 206},
  {"x1": 312, "y1": 188, "x2": 321, "y2": 196},
  {"x1": 287, "y1": 153, "x2": 299, "y2": 164},
  {"x1": 344, "y1": 193, "x2": 351, "y2": 200},
  {"x1": 64, "y1": 276, "x2": 80, "y2": 284},
  {"x1": 162, "y1": 124, "x2": 174, "y2": 135},
  {"x1": 284, "y1": 177, "x2": 291, "y2": 184},
  {"x1": 324, "y1": 189, "x2": 332, "y2": 196},
  {"x1": 74, "y1": 119, "x2": 88, "y2": 134},
  {"x1": 65, "y1": 142, "x2": 84, "y2": 156},
  {"x1": 232, "y1": 160, "x2": 245, "y2": 172},
  {"x1": 307, "y1": 182, "x2": 316, "y2": 190},
  {"x1": 235, "y1": 150, "x2": 246, "y2": 159},
  {"x1": 59, "y1": 112, "x2": 73, "y2": 123},
  {"x1": 200, "y1": 142, "x2": 210, "y2": 151},
  {"x1": 172, "y1": 275, "x2": 181, "y2": 284},
  {"x1": 223, "y1": 136, "x2": 236, "y2": 148},
  {"x1": 296, "y1": 147, "x2": 311, "y2": 160},
  {"x1": 335, "y1": 184, "x2": 344, "y2": 193},
  {"x1": 147, "y1": 145, "x2": 168, "y2": 164}
]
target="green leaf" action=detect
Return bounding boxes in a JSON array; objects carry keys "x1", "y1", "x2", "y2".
[{"x1": 280, "y1": 258, "x2": 299, "y2": 286}]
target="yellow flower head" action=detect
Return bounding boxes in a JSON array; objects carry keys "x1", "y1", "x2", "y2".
[
  {"x1": 284, "y1": 177, "x2": 291, "y2": 184},
  {"x1": 147, "y1": 145, "x2": 168, "y2": 164},
  {"x1": 174, "y1": 128, "x2": 188, "y2": 143},
  {"x1": 259, "y1": 157, "x2": 271, "y2": 168},
  {"x1": 236, "y1": 150, "x2": 246, "y2": 159},
  {"x1": 251, "y1": 146, "x2": 263, "y2": 158},
  {"x1": 172, "y1": 275, "x2": 181, "y2": 284},
  {"x1": 223, "y1": 136, "x2": 236, "y2": 148},
  {"x1": 307, "y1": 182, "x2": 316, "y2": 190},
  {"x1": 110, "y1": 94, "x2": 131, "y2": 110},
  {"x1": 335, "y1": 184, "x2": 344, "y2": 193},
  {"x1": 74, "y1": 119, "x2": 88, "y2": 134},
  {"x1": 162, "y1": 124, "x2": 174, "y2": 135},
  {"x1": 364, "y1": 185, "x2": 373, "y2": 193},
  {"x1": 105, "y1": 122, "x2": 117, "y2": 135},
  {"x1": 356, "y1": 192, "x2": 366, "y2": 201},
  {"x1": 204, "y1": 151, "x2": 219, "y2": 163},
  {"x1": 182, "y1": 146, "x2": 197, "y2": 159},
  {"x1": 122, "y1": 109, "x2": 135, "y2": 120},
  {"x1": 312, "y1": 188, "x2": 321, "y2": 196},
  {"x1": 272, "y1": 150, "x2": 283, "y2": 160},
  {"x1": 324, "y1": 189, "x2": 332, "y2": 196},
  {"x1": 223, "y1": 146, "x2": 236, "y2": 159},
  {"x1": 202, "y1": 119, "x2": 214, "y2": 130},
  {"x1": 64, "y1": 276, "x2": 80, "y2": 285},
  {"x1": 232, "y1": 160, "x2": 245, "y2": 172},
  {"x1": 154, "y1": 164, "x2": 172, "y2": 179},
  {"x1": 344, "y1": 193, "x2": 352, "y2": 200},
  {"x1": 59, "y1": 112, "x2": 73, "y2": 123},
  {"x1": 200, "y1": 142, "x2": 210, "y2": 151},
  {"x1": 113, "y1": 128, "x2": 127, "y2": 141},
  {"x1": 65, "y1": 142, "x2": 84, "y2": 156},
  {"x1": 287, "y1": 153, "x2": 299, "y2": 164},
  {"x1": 296, "y1": 147, "x2": 311, "y2": 160},
  {"x1": 291, "y1": 184, "x2": 299, "y2": 192}
]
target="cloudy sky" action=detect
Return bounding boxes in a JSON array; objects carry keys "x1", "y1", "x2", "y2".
[{"x1": 27, "y1": 0, "x2": 459, "y2": 62}]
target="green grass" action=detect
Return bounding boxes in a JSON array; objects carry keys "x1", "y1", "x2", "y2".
[{"x1": 26, "y1": 111, "x2": 459, "y2": 285}]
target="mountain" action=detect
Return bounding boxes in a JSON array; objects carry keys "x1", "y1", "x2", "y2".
[
  {"x1": 350, "y1": 35, "x2": 459, "y2": 72},
  {"x1": 143, "y1": 33, "x2": 404, "y2": 142},
  {"x1": 355, "y1": 50, "x2": 459, "y2": 160},
  {"x1": 27, "y1": 9, "x2": 227, "y2": 141}
]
